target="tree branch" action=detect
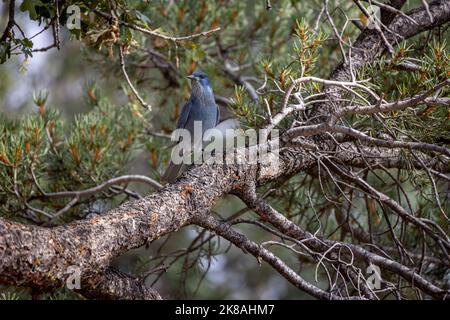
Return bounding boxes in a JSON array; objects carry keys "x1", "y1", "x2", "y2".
[
  {"x1": 192, "y1": 214, "x2": 361, "y2": 300},
  {"x1": 238, "y1": 186, "x2": 449, "y2": 300},
  {"x1": 79, "y1": 267, "x2": 162, "y2": 300},
  {"x1": 0, "y1": 0, "x2": 15, "y2": 43},
  {"x1": 0, "y1": 146, "x2": 316, "y2": 298},
  {"x1": 94, "y1": 10, "x2": 220, "y2": 42}
]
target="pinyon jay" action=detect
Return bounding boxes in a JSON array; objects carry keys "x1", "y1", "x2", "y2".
[{"x1": 162, "y1": 71, "x2": 220, "y2": 183}]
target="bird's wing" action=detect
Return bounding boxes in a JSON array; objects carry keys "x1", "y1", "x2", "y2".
[
  {"x1": 215, "y1": 103, "x2": 221, "y2": 126},
  {"x1": 176, "y1": 100, "x2": 192, "y2": 129}
]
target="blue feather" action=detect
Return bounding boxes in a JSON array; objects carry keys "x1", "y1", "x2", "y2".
[
  {"x1": 176, "y1": 100, "x2": 192, "y2": 129},
  {"x1": 162, "y1": 71, "x2": 220, "y2": 183}
]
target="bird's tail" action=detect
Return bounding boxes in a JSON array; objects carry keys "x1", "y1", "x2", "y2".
[{"x1": 161, "y1": 160, "x2": 186, "y2": 183}]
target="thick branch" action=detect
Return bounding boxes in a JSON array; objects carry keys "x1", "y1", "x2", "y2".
[
  {"x1": 0, "y1": 164, "x2": 233, "y2": 296},
  {"x1": 0, "y1": 147, "x2": 316, "y2": 298},
  {"x1": 79, "y1": 268, "x2": 162, "y2": 300},
  {"x1": 0, "y1": 0, "x2": 15, "y2": 43}
]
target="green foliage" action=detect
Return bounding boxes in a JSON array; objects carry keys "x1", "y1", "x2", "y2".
[
  {"x1": 361, "y1": 41, "x2": 449, "y2": 99},
  {"x1": 0, "y1": 90, "x2": 149, "y2": 223},
  {"x1": 0, "y1": 292, "x2": 20, "y2": 300},
  {"x1": 230, "y1": 85, "x2": 264, "y2": 129},
  {"x1": 231, "y1": 19, "x2": 327, "y2": 129},
  {"x1": 357, "y1": 40, "x2": 449, "y2": 144}
]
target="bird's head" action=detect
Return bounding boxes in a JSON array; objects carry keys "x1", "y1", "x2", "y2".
[{"x1": 187, "y1": 71, "x2": 211, "y2": 88}]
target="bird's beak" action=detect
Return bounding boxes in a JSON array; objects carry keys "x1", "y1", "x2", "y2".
[{"x1": 186, "y1": 75, "x2": 195, "y2": 80}]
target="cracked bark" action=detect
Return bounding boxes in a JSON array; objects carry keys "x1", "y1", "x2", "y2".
[{"x1": 0, "y1": 147, "x2": 315, "y2": 299}]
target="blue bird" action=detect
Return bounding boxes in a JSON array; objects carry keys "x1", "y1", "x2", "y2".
[{"x1": 162, "y1": 71, "x2": 220, "y2": 183}]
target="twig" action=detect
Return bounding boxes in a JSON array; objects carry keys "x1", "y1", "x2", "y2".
[
  {"x1": 193, "y1": 214, "x2": 360, "y2": 300},
  {"x1": 33, "y1": 174, "x2": 162, "y2": 199},
  {"x1": 332, "y1": 125, "x2": 450, "y2": 157},
  {"x1": 119, "y1": 46, "x2": 152, "y2": 111},
  {"x1": 422, "y1": 0, "x2": 434, "y2": 23},
  {"x1": 94, "y1": 10, "x2": 220, "y2": 42},
  {"x1": 54, "y1": 0, "x2": 60, "y2": 50},
  {"x1": 366, "y1": 0, "x2": 418, "y2": 26},
  {"x1": 43, "y1": 196, "x2": 80, "y2": 226},
  {"x1": 337, "y1": 79, "x2": 449, "y2": 117},
  {"x1": 325, "y1": 0, "x2": 348, "y2": 63}
]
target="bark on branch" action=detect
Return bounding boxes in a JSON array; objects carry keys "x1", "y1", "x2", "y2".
[{"x1": 0, "y1": 147, "x2": 315, "y2": 299}]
